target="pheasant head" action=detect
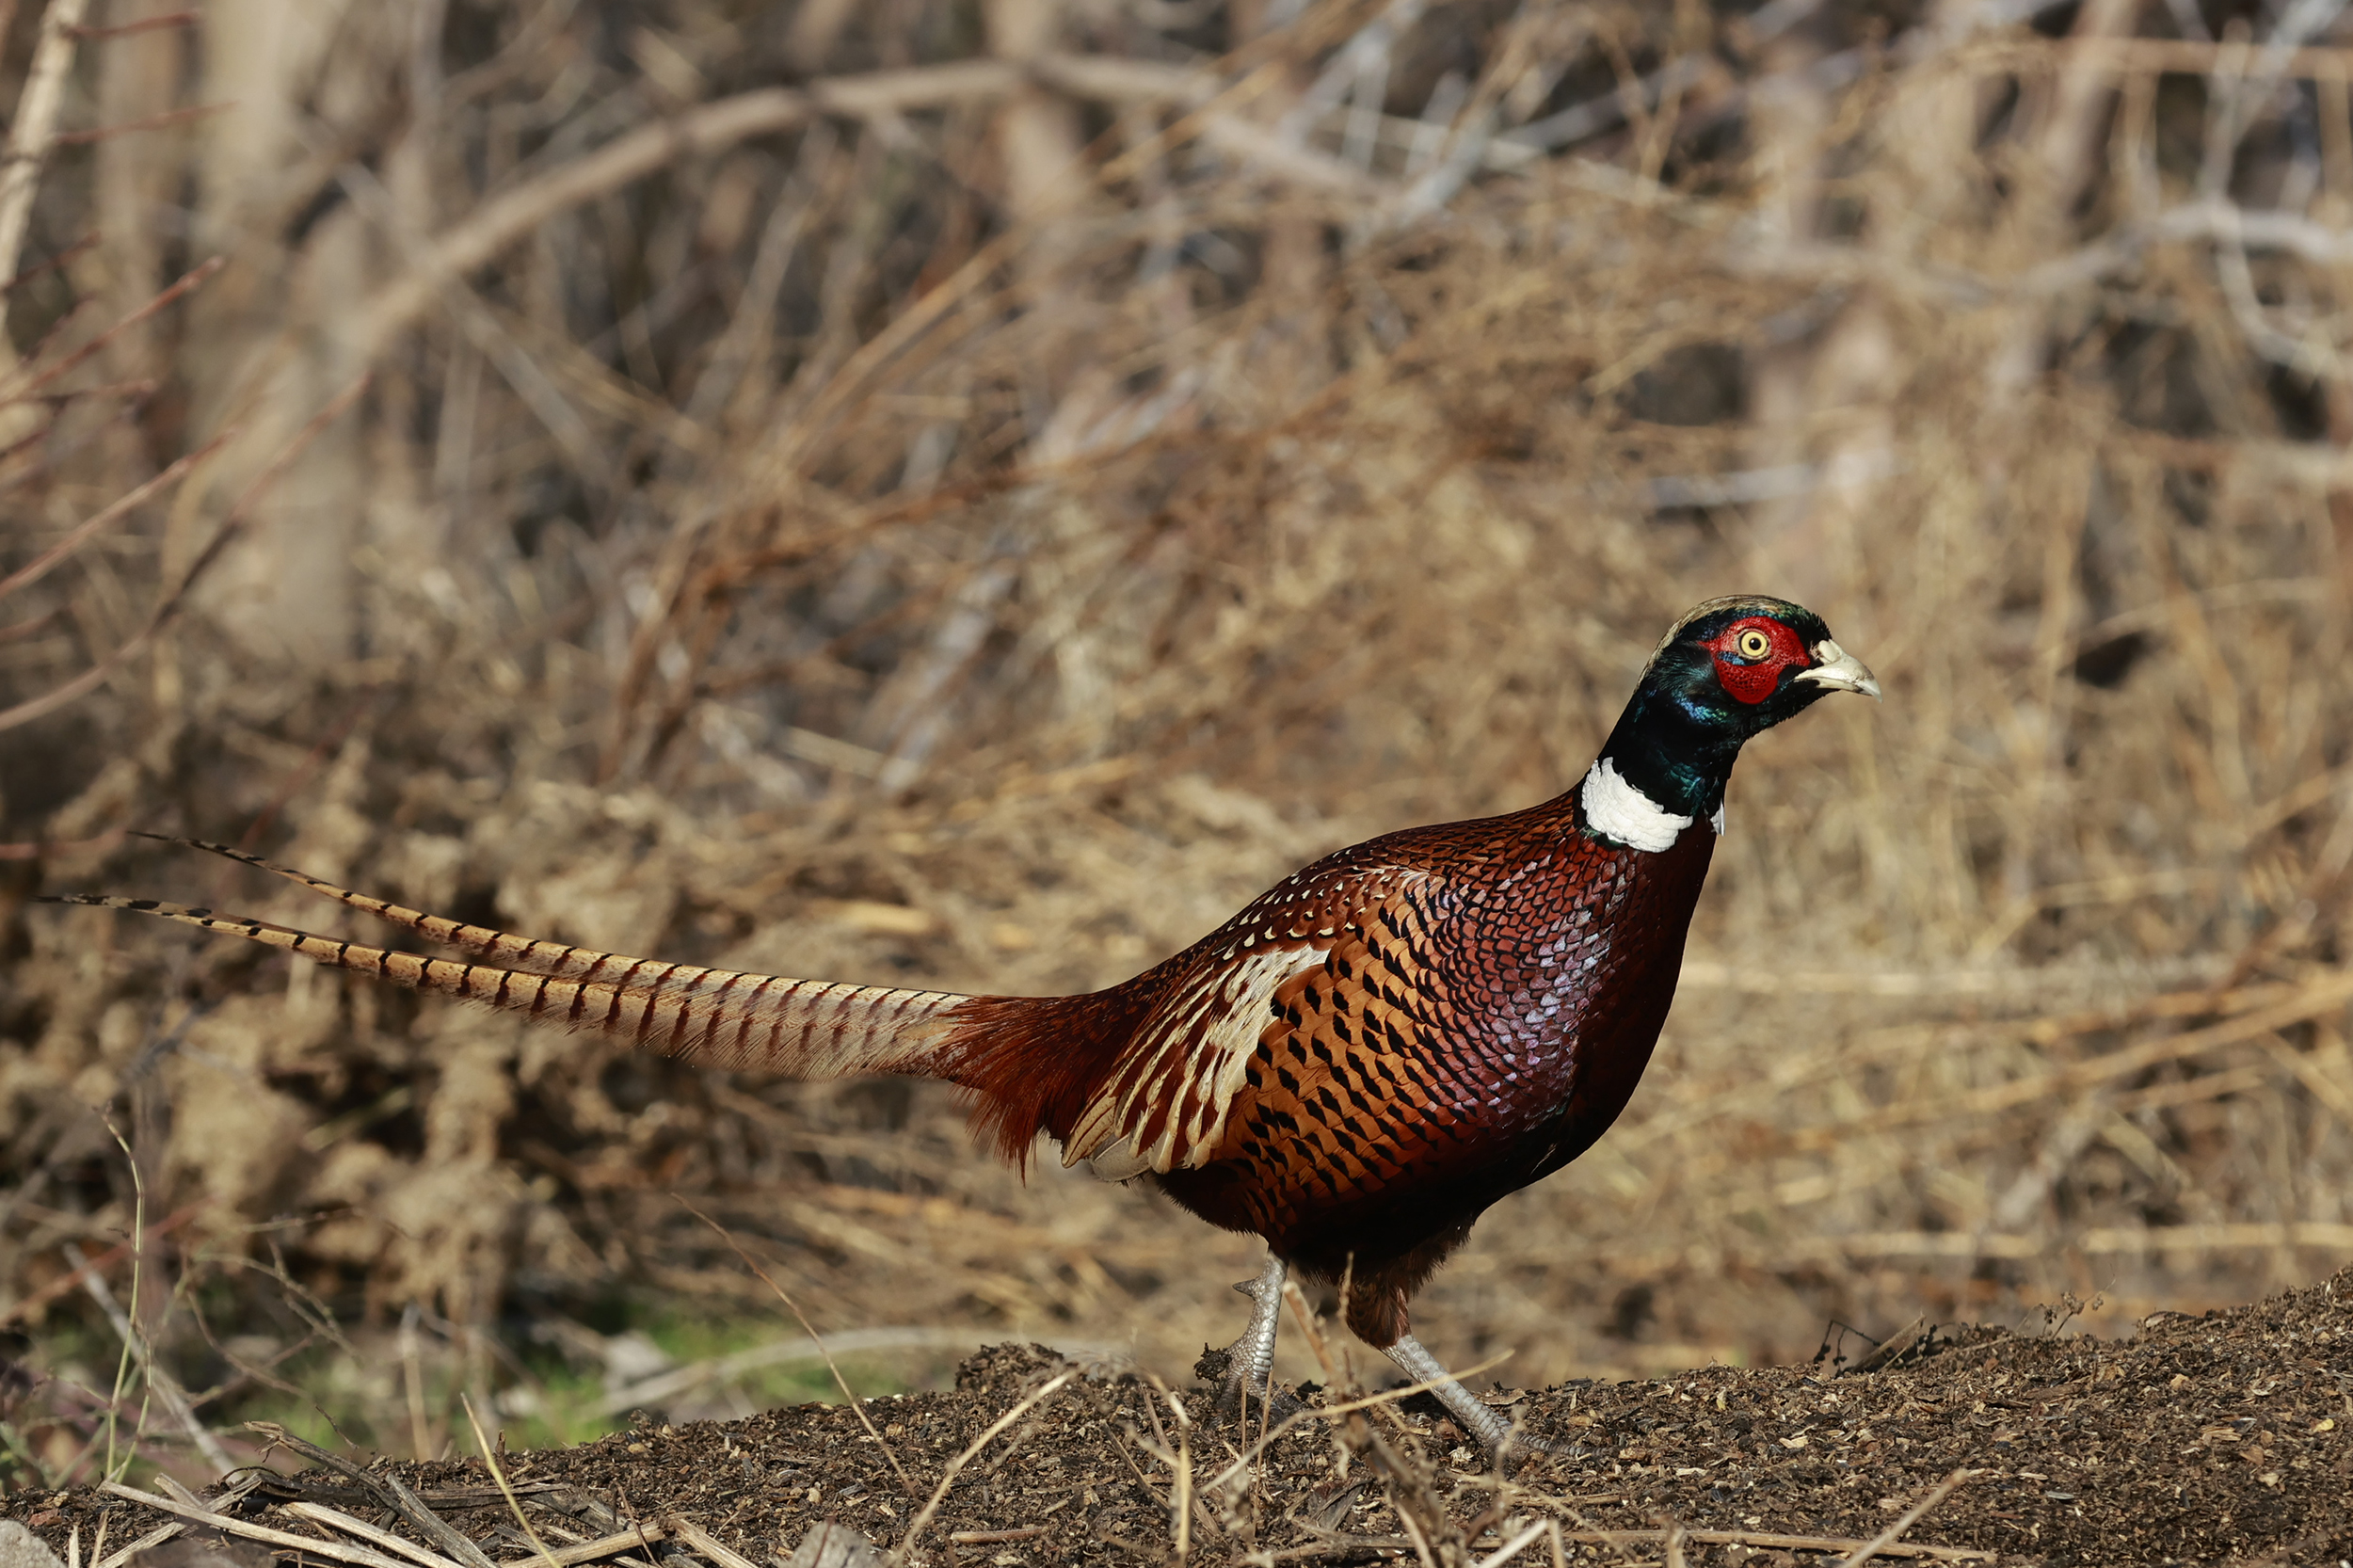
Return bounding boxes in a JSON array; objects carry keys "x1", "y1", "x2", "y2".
[{"x1": 1582, "y1": 595, "x2": 1880, "y2": 850}]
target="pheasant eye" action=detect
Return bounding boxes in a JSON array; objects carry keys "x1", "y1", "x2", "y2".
[{"x1": 1734, "y1": 629, "x2": 1772, "y2": 661}]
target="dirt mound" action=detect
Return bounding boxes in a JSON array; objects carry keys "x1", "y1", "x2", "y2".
[{"x1": 11, "y1": 1269, "x2": 2349, "y2": 1568}]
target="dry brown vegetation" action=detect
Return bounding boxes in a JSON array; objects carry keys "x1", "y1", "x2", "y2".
[{"x1": 5, "y1": 0, "x2": 2353, "y2": 1512}]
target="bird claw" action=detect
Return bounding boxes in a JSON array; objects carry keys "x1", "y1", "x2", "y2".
[
  {"x1": 1197, "y1": 1343, "x2": 1305, "y2": 1425},
  {"x1": 1213, "y1": 1371, "x2": 1305, "y2": 1426},
  {"x1": 1494, "y1": 1432, "x2": 1559, "y2": 1468}
]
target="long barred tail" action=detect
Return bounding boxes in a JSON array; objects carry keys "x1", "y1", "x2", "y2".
[{"x1": 44, "y1": 838, "x2": 974, "y2": 1080}]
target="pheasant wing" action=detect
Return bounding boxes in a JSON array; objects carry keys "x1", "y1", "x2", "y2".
[{"x1": 1059, "y1": 864, "x2": 1480, "y2": 1185}]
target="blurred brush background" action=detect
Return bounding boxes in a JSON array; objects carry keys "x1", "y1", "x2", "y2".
[{"x1": 6, "y1": 0, "x2": 2353, "y2": 1491}]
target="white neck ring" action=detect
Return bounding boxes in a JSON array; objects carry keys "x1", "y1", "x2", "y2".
[{"x1": 1580, "y1": 758, "x2": 1696, "y2": 853}]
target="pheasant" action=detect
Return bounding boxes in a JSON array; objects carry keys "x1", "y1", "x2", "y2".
[{"x1": 50, "y1": 595, "x2": 1876, "y2": 1459}]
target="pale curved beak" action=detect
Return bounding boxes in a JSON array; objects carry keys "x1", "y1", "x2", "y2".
[{"x1": 1796, "y1": 638, "x2": 1881, "y2": 701}]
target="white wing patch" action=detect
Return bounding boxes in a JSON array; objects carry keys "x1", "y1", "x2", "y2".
[{"x1": 1064, "y1": 943, "x2": 1327, "y2": 1179}]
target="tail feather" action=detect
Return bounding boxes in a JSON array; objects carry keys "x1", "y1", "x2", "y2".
[
  {"x1": 131, "y1": 835, "x2": 656, "y2": 986},
  {"x1": 48, "y1": 838, "x2": 1129, "y2": 1165},
  {"x1": 45, "y1": 885, "x2": 970, "y2": 1080}
]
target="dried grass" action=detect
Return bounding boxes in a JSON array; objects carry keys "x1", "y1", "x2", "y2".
[{"x1": 7, "y1": 0, "x2": 2353, "y2": 1491}]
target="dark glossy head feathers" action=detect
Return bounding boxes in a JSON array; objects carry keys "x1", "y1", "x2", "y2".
[{"x1": 1598, "y1": 596, "x2": 1879, "y2": 821}]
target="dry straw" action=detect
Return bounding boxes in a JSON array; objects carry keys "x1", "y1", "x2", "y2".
[{"x1": 4, "y1": 0, "x2": 2353, "y2": 1490}]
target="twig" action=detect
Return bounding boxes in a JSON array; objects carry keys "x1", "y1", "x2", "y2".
[
  {"x1": 357, "y1": 59, "x2": 1019, "y2": 359},
  {"x1": 1321, "y1": 1526, "x2": 1986, "y2": 1564},
  {"x1": 0, "y1": 1205, "x2": 205, "y2": 1329},
  {"x1": 93, "y1": 1524, "x2": 180, "y2": 1568},
  {"x1": 0, "y1": 433, "x2": 230, "y2": 600},
  {"x1": 88, "y1": 1112, "x2": 212, "y2": 1481},
  {"x1": 460, "y1": 1393, "x2": 562, "y2": 1568},
  {"x1": 1501, "y1": 0, "x2": 1823, "y2": 153},
  {"x1": 1107, "y1": 1418, "x2": 1176, "y2": 1518},
  {"x1": 0, "y1": 231, "x2": 94, "y2": 296},
  {"x1": 0, "y1": 0, "x2": 92, "y2": 295},
  {"x1": 1472, "y1": 1519, "x2": 1553, "y2": 1568},
  {"x1": 1961, "y1": 969, "x2": 2353, "y2": 1114},
  {"x1": 1390, "y1": 1507, "x2": 1436, "y2": 1568},
  {"x1": 1560, "y1": 1528, "x2": 1990, "y2": 1563},
  {"x1": 493, "y1": 1528, "x2": 671, "y2": 1568},
  {"x1": 353, "y1": 46, "x2": 1359, "y2": 363},
  {"x1": 1282, "y1": 1281, "x2": 1343, "y2": 1389},
  {"x1": 279, "y1": 1503, "x2": 468, "y2": 1568},
  {"x1": 384, "y1": 1471, "x2": 501, "y2": 1568},
  {"x1": 400, "y1": 1303, "x2": 433, "y2": 1461},
  {"x1": 250, "y1": 1421, "x2": 504, "y2": 1568},
  {"x1": 332, "y1": 160, "x2": 608, "y2": 483},
  {"x1": 96, "y1": 1483, "x2": 420, "y2": 1568},
  {"x1": 1265, "y1": 1536, "x2": 1411, "y2": 1562},
  {"x1": 1834, "y1": 1470, "x2": 1974, "y2": 1568},
  {"x1": 1170, "y1": 1389, "x2": 1192, "y2": 1564},
  {"x1": 892, "y1": 1369, "x2": 1078, "y2": 1562},
  {"x1": 1091, "y1": 0, "x2": 1379, "y2": 193},
  {"x1": 149, "y1": 1475, "x2": 207, "y2": 1511},
  {"x1": 0, "y1": 368, "x2": 364, "y2": 736},
  {"x1": 660, "y1": 1517, "x2": 760, "y2": 1568},
  {"x1": 1123, "y1": 1380, "x2": 1221, "y2": 1550},
  {"x1": 674, "y1": 1195, "x2": 918, "y2": 1496},
  {"x1": 53, "y1": 104, "x2": 231, "y2": 145},
  {"x1": 69, "y1": 9, "x2": 197, "y2": 39},
  {"x1": 591, "y1": 1327, "x2": 1026, "y2": 1418},
  {"x1": 0, "y1": 251, "x2": 222, "y2": 406},
  {"x1": 1848, "y1": 1318, "x2": 1930, "y2": 1376}
]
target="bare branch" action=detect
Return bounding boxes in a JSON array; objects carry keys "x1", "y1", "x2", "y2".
[
  {"x1": 0, "y1": 434, "x2": 227, "y2": 602},
  {"x1": 356, "y1": 49, "x2": 1385, "y2": 361},
  {"x1": 0, "y1": 373, "x2": 365, "y2": 736},
  {"x1": 0, "y1": 0, "x2": 92, "y2": 291}
]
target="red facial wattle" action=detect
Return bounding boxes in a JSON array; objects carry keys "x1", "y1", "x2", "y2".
[{"x1": 1703, "y1": 616, "x2": 1807, "y2": 706}]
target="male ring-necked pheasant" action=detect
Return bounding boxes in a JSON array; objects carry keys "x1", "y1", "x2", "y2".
[{"x1": 53, "y1": 596, "x2": 1877, "y2": 1458}]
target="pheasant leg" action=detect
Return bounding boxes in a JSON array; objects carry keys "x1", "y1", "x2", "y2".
[
  {"x1": 1209, "y1": 1254, "x2": 1302, "y2": 1421},
  {"x1": 1379, "y1": 1335, "x2": 1545, "y2": 1461}
]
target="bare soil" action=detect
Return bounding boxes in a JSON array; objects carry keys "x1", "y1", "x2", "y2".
[{"x1": 10, "y1": 1268, "x2": 2351, "y2": 1568}]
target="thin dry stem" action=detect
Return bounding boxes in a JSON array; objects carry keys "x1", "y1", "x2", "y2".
[
  {"x1": 675, "y1": 1193, "x2": 918, "y2": 1496},
  {"x1": 0, "y1": 0, "x2": 90, "y2": 304},
  {"x1": 892, "y1": 1368, "x2": 1078, "y2": 1561}
]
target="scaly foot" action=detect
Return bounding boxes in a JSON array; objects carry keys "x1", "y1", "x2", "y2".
[
  {"x1": 1381, "y1": 1334, "x2": 1551, "y2": 1468},
  {"x1": 1196, "y1": 1255, "x2": 1304, "y2": 1428},
  {"x1": 1211, "y1": 1358, "x2": 1305, "y2": 1425}
]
